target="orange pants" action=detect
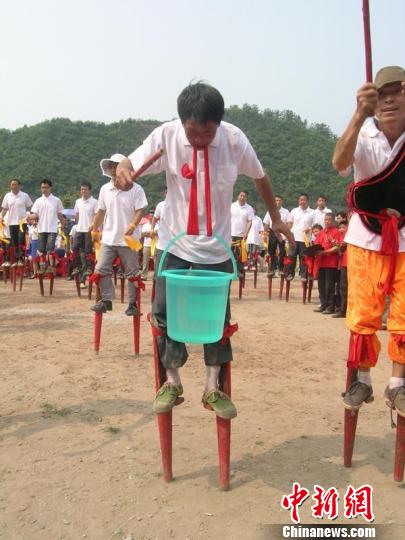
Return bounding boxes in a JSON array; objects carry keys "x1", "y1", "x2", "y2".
[{"x1": 346, "y1": 245, "x2": 405, "y2": 367}]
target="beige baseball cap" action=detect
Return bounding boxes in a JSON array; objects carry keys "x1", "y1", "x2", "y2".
[{"x1": 374, "y1": 66, "x2": 405, "y2": 90}]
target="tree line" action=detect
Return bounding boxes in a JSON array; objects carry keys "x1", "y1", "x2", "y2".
[{"x1": 0, "y1": 106, "x2": 350, "y2": 212}]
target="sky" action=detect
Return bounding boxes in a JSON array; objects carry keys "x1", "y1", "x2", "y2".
[{"x1": 0, "y1": 0, "x2": 404, "y2": 135}]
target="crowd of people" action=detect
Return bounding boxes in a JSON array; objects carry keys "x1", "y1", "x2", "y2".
[{"x1": 1, "y1": 68, "x2": 404, "y2": 424}]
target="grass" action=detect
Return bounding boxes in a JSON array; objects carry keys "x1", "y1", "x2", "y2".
[
  {"x1": 103, "y1": 426, "x2": 121, "y2": 434},
  {"x1": 40, "y1": 402, "x2": 72, "y2": 417}
]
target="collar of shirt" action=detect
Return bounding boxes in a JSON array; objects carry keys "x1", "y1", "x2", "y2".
[
  {"x1": 179, "y1": 124, "x2": 221, "y2": 148},
  {"x1": 364, "y1": 117, "x2": 385, "y2": 139}
]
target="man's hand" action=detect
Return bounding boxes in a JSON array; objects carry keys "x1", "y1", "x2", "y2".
[
  {"x1": 115, "y1": 159, "x2": 136, "y2": 191},
  {"x1": 271, "y1": 220, "x2": 295, "y2": 247},
  {"x1": 125, "y1": 223, "x2": 137, "y2": 236},
  {"x1": 356, "y1": 82, "x2": 378, "y2": 119}
]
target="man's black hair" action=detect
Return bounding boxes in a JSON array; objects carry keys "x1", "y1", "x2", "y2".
[
  {"x1": 275, "y1": 194, "x2": 283, "y2": 199},
  {"x1": 177, "y1": 82, "x2": 225, "y2": 125},
  {"x1": 299, "y1": 193, "x2": 309, "y2": 199},
  {"x1": 81, "y1": 181, "x2": 92, "y2": 190},
  {"x1": 336, "y1": 211, "x2": 348, "y2": 219},
  {"x1": 40, "y1": 178, "x2": 52, "y2": 187},
  {"x1": 9, "y1": 178, "x2": 21, "y2": 185},
  {"x1": 317, "y1": 194, "x2": 327, "y2": 201}
]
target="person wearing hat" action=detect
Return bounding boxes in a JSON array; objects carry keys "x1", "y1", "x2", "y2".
[
  {"x1": 90, "y1": 154, "x2": 148, "y2": 315},
  {"x1": 333, "y1": 66, "x2": 405, "y2": 417},
  {"x1": 113, "y1": 82, "x2": 294, "y2": 420}
]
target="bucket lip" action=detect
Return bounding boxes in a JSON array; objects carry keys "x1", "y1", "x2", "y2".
[{"x1": 161, "y1": 268, "x2": 233, "y2": 281}]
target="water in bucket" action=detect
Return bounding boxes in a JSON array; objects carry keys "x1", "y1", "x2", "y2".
[{"x1": 158, "y1": 234, "x2": 237, "y2": 344}]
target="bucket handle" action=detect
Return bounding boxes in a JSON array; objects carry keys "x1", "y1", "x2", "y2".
[{"x1": 157, "y1": 232, "x2": 238, "y2": 280}]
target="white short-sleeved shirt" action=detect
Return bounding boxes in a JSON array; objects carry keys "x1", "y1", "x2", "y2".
[
  {"x1": 97, "y1": 181, "x2": 147, "y2": 246},
  {"x1": 313, "y1": 207, "x2": 332, "y2": 228},
  {"x1": 74, "y1": 196, "x2": 98, "y2": 233},
  {"x1": 128, "y1": 120, "x2": 265, "y2": 264},
  {"x1": 231, "y1": 201, "x2": 254, "y2": 237},
  {"x1": 1, "y1": 191, "x2": 33, "y2": 225},
  {"x1": 154, "y1": 200, "x2": 165, "y2": 222},
  {"x1": 263, "y1": 207, "x2": 290, "y2": 228},
  {"x1": 247, "y1": 215, "x2": 264, "y2": 246},
  {"x1": 142, "y1": 221, "x2": 152, "y2": 247},
  {"x1": 31, "y1": 194, "x2": 64, "y2": 233},
  {"x1": 339, "y1": 118, "x2": 405, "y2": 252},
  {"x1": 288, "y1": 206, "x2": 316, "y2": 242}
]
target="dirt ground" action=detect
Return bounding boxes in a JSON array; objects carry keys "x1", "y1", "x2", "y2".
[{"x1": 0, "y1": 272, "x2": 404, "y2": 540}]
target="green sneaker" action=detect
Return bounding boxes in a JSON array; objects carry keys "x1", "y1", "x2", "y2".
[
  {"x1": 202, "y1": 389, "x2": 237, "y2": 419},
  {"x1": 153, "y1": 382, "x2": 183, "y2": 414}
]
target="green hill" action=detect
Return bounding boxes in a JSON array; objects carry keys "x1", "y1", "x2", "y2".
[{"x1": 0, "y1": 107, "x2": 350, "y2": 212}]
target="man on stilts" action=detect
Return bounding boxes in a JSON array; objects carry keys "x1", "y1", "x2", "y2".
[
  {"x1": 333, "y1": 66, "x2": 405, "y2": 418},
  {"x1": 115, "y1": 82, "x2": 294, "y2": 419}
]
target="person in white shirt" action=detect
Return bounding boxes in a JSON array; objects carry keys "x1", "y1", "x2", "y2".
[
  {"x1": 0, "y1": 178, "x2": 33, "y2": 266},
  {"x1": 141, "y1": 210, "x2": 154, "y2": 280},
  {"x1": 333, "y1": 65, "x2": 405, "y2": 415},
  {"x1": 151, "y1": 189, "x2": 167, "y2": 231},
  {"x1": 286, "y1": 193, "x2": 316, "y2": 281},
  {"x1": 30, "y1": 179, "x2": 65, "y2": 274},
  {"x1": 90, "y1": 154, "x2": 147, "y2": 316},
  {"x1": 313, "y1": 195, "x2": 333, "y2": 228},
  {"x1": 115, "y1": 82, "x2": 294, "y2": 420},
  {"x1": 263, "y1": 195, "x2": 290, "y2": 276},
  {"x1": 231, "y1": 191, "x2": 254, "y2": 274},
  {"x1": 72, "y1": 181, "x2": 98, "y2": 279},
  {"x1": 27, "y1": 217, "x2": 39, "y2": 277},
  {"x1": 246, "y1": 206, "x2": 264, "y2": 269}
]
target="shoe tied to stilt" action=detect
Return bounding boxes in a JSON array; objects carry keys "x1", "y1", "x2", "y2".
[
  {"x1": 342, "y1": 381, "x2": 374, "y2": 411},
  {"x1": 202, "y1": 389, "x2": 237, "y2": 419},
  {"x1": 125, "y1": 302, "x2": 138, "y2": 316},
  {"x1": 384, "y1": 385, "x2": 405, "y2": 427},
  {"x1": 90, "y1": 299, "x2": 113, "y2": 313},
  {"x1": 153, "y1": 382, "x2": 183, "y2": 414},
  {"x1": 71, "y1": 267, "x2": 81, "y2": 276}
]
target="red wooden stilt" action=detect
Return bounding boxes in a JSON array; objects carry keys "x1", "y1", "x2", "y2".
[
  {"x1": 308, "y1": 279, "x2": 313, "y2": 303},
  {"x1": 74, "y1": 274, "x2": 81, "y2": 297},
  {"x1": 49, "y1": 274, "x2": 54, "y2": 296},
  {"x1": 238, "y1": 276, "x2": 243, "y2": 299},
  {"x1": 285, "y1": 280, "x2": 291, "y2": 302},
  {"x1": 279, "y1": 275, "x2": 284, "y2": 299},
  {"x1": 151, "y1": 278, "x2": 156, "y2": 303},
  {"x1": 268, "y1": 276, "x2": 272, "y2": 300},
  {"x1": 133, "y1": 286, "x2": 141, "y2": 355},
  {"x1": 149, "y1": 314, "x2": 184, "y2": 482},
  {"x1": 2, "y1": 267, "x2": 7, "y2": 284},
  {"x1": 113, "y1": 266, "x2": 117, "y2": 285},
  {"x1": 39, "y1": 274, "x2": 44, "y2": 296},
  {"x1": 19, "y1": 266, "x2": 24, "y2": 291},
  {"x1": 253, "y1": 268, "x2": 258, "y2": 289},
  {"x1": 394, "y1": 414, "x2": 405, "y2": 482},
  {"x1": 88, "y1": 280, "x2": 93, "y2": 300},
  {"x1": 94, "y1": 312, "x2": 103, "y2": 354},
  {"x1": 344, "y1": 367, "x2": 359, "y2": 467},
  {"x1": 302, "y1": 281, "x2": 307, "y2": 304},
  {"x1": 11, "y1": 267, "x2": 17, "y2": 292},
  {"x1": 217, "y1": 363, "x2": 232, "y2": 491},
  {"x1": 120, "y1": 277, "x2": 125, "y2": 303}
]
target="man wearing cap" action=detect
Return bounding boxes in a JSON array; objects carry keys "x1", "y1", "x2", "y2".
[
  {"x1": 114, "y1": 82, "x2": 294, "y2": 420},
  {"x1": 333, "y1": 66, "x2": 405, "y2": 417},
  {"x1": 90, "y1": 154, "x2": 147, "y2": 316}
]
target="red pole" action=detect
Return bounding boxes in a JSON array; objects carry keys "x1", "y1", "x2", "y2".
[
  {"x1": 394, "y1": 414, "x2": 405, "y2": 482},
  {"x1": 19, "y1": 266, "x2": 24, "y2": 291},
  {"x1": 75, "y1": 274, "x2": 81, "y2": 297},
  {"x1": 268, "y1": 275, "x2": 272, "y2": 300},
  {"x1": 344, "y1": 366, "x2": 359, "y2": 467},
  {"x1": 94, "y1": 312, "x2": 103, "y2": 354},
  {"x1": 302, "y1": 281, "x2": 307, "y2": 304},
  {"x1": 120, "y1": 278, "x2": 125, "y2": 303},
  {"x1": 49, "y1": 274, "x2": 54, "y2": 296},
  {"x1": 39, "y1": 274, "x2": 44, "y2": 296},
  {"x1": 238, "y1": 276, "x2": 243, "y2": 299},
  {"x1": 362, "y1": 0, "x2": 373, "y2": 82},
  {"x1": 285, "y1": 280, "x2": 291, "y2": 302},
  {"x1": 279, "y1": 275, "x2": 284, "y2": 299},
  {"x1": 217, "y1": 363, "x2": 232, "y2": 491},
  {"x1": 308, "y1": 279, "x2": 313, "y2": 303},
  {"x1": 133, "y1": 286, "x2": 141, "y2": 355},
  {"x1": 11, "y1": 267, "x2": 17, "y2": 292}
]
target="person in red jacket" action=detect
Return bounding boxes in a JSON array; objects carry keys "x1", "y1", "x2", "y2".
[{"x1": 313, "y1": 213, "x2": 340, "y2": 314}]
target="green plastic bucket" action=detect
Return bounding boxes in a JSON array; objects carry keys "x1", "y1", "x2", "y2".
[{"x1": 157, "y1": 233, "x2": 237, "y2": 344}]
